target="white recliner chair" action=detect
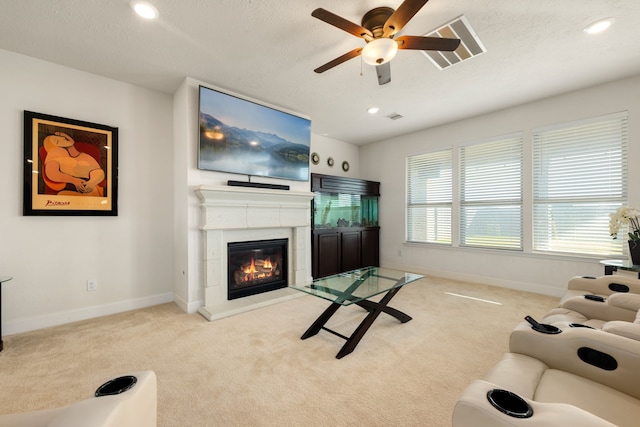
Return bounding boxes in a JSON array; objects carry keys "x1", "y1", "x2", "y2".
[
  {"x1": 543, "y1": 291, "x2": 640, "y2": 327},
  {"x1": 559, "y1": 275, "x2": 640, "y2": 304},
  {"x1": 452, "y1": 317, "x2": 640, "y2": 426},
  {"x1": 540, "y1": 275, "x2": 640, "y2": 328},
  {"x1": 453, "y1": 275, "x2": 640, "y2": 426},
  {"x1": 0, "y1": 370, "x2": 157, "y2": 427}
]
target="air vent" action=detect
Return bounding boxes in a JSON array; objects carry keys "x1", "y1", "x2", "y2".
[
  {"x1": 422, "y1": 15, "x2": 486, "y2": 70},
  {"x1": 387, "y1": 112, "x2": 404, "y2": 120}
]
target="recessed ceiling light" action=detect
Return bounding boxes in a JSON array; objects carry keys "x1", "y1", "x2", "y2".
[
  {"x1": 367, "y1": 107, "x2": 379, "y2": 114},
  {"x1": 130, "y1": 1, "x2": 159, "y2": 20},
  {"x1": 584, "y1": 18, "x2": 614, "y2": 34}
]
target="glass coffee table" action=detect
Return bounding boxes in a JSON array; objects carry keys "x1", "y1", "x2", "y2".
[{"x1": 290, "y1": 267, "x2": 424, "y2": 359}]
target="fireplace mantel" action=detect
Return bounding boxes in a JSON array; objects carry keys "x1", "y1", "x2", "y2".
[{"x1": 195, "y1": 185, "x2": 314, "y2": 321}]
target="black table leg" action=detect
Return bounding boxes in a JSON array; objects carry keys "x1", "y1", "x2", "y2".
[
  {"x1": 301, "y1": 285, "x2": 410, "y2": 359},
  {"x1": 354, "y1": 299, "x2": 412, "y2": 323},
  {"x1": 336, "y1": 286, "x2": 404, "y2": 359},
  {"x1": 301, "y1": 302, "x2": 341, "y2": 340}
]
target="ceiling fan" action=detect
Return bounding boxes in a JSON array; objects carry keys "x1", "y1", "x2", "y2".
[{"x1": 312, "y1": 0, "x2": 461, "y2": 85}]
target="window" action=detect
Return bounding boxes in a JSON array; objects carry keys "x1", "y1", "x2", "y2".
[
  {"x1": 460, "y1": 134, "x2": 523, "y2": 250},
  {"x1": 533, "y1": 113, "x2": 628, "y2": 256},
  {"x1": 405, "y1": 112, "x2": 628, "y2": 257},
  {"x1": 406, "y1": 149, "x2": 452, "y2": 244}
]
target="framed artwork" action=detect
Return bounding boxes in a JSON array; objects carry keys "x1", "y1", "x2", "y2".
[{"x1": 23, "y1": 111, "x2": 118, "y2": 216}]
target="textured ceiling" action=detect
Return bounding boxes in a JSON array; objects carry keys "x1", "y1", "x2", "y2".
[{"x1": 1, "y1": 0, "x2": 639, "y2": 145}]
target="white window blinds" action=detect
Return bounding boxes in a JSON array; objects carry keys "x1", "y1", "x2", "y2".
[
  {"x1": 460, "y1": 134, "x2": 523, "y2": 250},
  {"x1": 406, "y1": 149, "x2": 452, "y2": 244},
  {"x1": 533, "y1": 112, "x2": 628, "y2": 256}
]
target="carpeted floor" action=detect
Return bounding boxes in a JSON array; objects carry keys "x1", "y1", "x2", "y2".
[{"x1": 0, "y1": 276, "x2": 558, "y2": 426}]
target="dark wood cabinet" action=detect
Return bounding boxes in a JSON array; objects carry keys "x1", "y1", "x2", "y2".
[
  {"x1": 360, "y1": 228, "x2": 379, "y2": 268},
  {"x1": 315, "y1": 232, "x2": 341, "y2": 278},
  {"x1": 311, "y1": 174, "x2": 380, "y2": 279},
  {"x1": 340, "y1": 231, "x2": 362, "y2": 272}
]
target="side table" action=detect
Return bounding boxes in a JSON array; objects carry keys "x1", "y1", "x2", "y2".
[
  {"x1": 0, "y1": 276, "x2": 13, "y2": 352},
  {"x1": 599, "y1": 260, "x2": 640, "y2": 279}
]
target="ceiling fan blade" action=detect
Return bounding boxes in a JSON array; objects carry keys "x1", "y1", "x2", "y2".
[
  {"x1": 312, "y1": 8, "x2": 373, "y2": 39},
  {"x1": 314, "y1": 48, "x2": 363, "y2": 74},
  {"x1": 382, "y1": 0, "x2": 430, "y2": 38},
  {"x1": 396, "y1": 35, "x2": 461, "y2": 51},
  {"x1": 376, "y1": 62, "x2": 391, "y2": 85}
]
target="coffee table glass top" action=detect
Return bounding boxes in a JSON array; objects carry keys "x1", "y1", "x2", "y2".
[{"x1": 290, "y1": 267, "x2": 424, "y2": 306}]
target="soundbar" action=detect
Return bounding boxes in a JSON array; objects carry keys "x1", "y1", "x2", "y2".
[{"x1": 227, "y1": 180, "x2": 290, "y2": 191}]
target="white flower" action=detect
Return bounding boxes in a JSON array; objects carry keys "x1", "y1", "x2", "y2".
[{"x1": 610, "y1": 207, "x2": 640, "y2": 240}]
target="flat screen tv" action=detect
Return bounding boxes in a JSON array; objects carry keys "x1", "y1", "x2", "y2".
[{"x1": 198, "y1": 85, "x2": 311, "y2": 181}]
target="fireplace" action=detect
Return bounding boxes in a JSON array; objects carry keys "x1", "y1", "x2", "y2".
[
  {"x1": 195, "y1": 185, "x2": 313, "y2": 321},
  {"x1": 227, "y1": 239, "x2": 288, "y2": 300}
]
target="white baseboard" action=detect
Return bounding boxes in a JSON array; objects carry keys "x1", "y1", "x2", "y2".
[
  {"x1": 382, "y1": 262, "x2": 566, "y2": 298},
  {"x1": 173, "y1": 294, "x2": 203, "y2": 314},
  {"x1": 4, "y1": 293, "x2": 175, "y2": 336}
]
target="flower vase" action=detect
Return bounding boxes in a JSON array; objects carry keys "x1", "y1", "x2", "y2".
[{"x1": 629, "y1": 240, "x2": 640, "y2": 265}]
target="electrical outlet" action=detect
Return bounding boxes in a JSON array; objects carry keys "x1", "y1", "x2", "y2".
[{"x1": 87, "y1": 279, "x2": 98, "y2": 291}]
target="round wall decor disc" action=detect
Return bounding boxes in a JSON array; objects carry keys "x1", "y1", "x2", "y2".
[{"x1": 311, "y1": 152, "x2": 320, "y2": 165}]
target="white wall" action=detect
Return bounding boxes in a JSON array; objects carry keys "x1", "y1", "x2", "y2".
[
  {"x1": 0, "y1": 49, "x2": 175, "y2": 335},
  {"x1": 172, "y1": 78, "x2": 361, "y2": 312},
  {"x1": 309, "y1": 134, "x2": 361, "y2": 178},
  {"x1": 361, "y1": 75, "x2": 640, "y2": 296}
]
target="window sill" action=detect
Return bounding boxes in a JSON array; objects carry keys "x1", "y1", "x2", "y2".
[{"x1": 403, "y1": 241, "x2": 622, "y2": 264}]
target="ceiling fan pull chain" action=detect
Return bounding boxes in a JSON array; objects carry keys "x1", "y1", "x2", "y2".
[{"x1": 360, "y1": 55, "x2": 364, "y2": 77}]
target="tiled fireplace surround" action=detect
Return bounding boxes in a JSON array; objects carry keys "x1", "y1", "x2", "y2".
[{"x1": 195, "y1": 185, "x2": 314, "y2": 321}]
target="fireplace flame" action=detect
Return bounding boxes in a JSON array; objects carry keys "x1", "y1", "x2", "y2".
[
  {"x1": 244, "y1": 258, "x2": 258, "y2": 275},
  {"x1": 263, "y1": 257, "x2": 272, "y2": 269},
  {"x1": 239, "y1": 257, "x2": 278, "y2": 283}
]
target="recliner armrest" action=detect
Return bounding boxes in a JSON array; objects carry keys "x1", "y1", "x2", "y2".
[
  {"x1": 453, "y1": 380, "x2": 617, "y2": 427},
  {"x1": 602, "y1": 320, "x2": 640, "y2": 341},
  {"x1": 567, "y1": 275, "x2": 640, "y2": 296},
  {"x1": 561, "y1": 295, "x2": 637, "y2": 322},
  {"x1": 0, "y1": 371, "x2": 156, "y2": 427},
  {"x1": 509, "y1": 322, "x2": 640, "y2": 400},
  {"x1": 607, "y1": 293, "x2": 640, "y2": 311}
]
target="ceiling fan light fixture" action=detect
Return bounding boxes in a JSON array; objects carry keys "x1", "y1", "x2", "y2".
[
  {"x1": 584, "y1": 18, "x2": 614, "y2": 34},
  {"x1": 361, "y1": 38, "x2": 398, "y2": 66}
]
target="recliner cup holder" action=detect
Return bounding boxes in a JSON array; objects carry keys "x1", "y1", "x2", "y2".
[
  {"x1": 524, "y1": 315, "x2": 561, "y2": 334},
  {"x1": 487, "y1": 389, "x2": 533, "y2": 418},
  {"x1": 530, "y1": 323, "x2": 561, "y2": 334},
  {"x1": 569, "y1": 322, "x2": 596, "y2": 329},
  {"x1": 95, "y1": 375, "x2": 137, "y2": 397},
  {"x1": 584, "y1": 294, "x2": 606, "y2": 302}
]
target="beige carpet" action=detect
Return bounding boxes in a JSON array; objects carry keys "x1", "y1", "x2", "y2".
[{"x1": 0, "y1": 276, "x2": 557, "y2": 426}]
